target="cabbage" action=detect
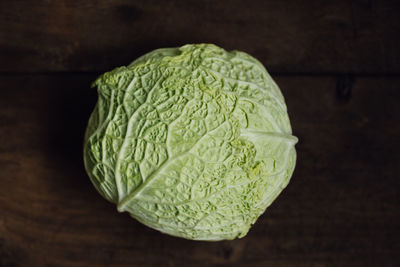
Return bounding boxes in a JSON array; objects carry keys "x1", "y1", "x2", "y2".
[{"x1": 83, "y1": 44, "x2": 297, "y2": 240}]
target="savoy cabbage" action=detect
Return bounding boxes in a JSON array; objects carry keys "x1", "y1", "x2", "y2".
[{"x1": 83, "y1": 44, "x2": 297, "y2": 240}]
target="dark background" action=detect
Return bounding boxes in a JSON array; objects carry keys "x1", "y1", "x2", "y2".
[{"x1": 1, "y1": 0, "x2": 399, "y2": 266}]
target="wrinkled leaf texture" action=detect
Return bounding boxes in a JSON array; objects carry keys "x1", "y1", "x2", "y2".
[{"x1": 84, "y1": 44, "x2": 297, "y2": 241}]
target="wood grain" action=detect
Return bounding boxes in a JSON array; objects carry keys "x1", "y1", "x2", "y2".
[
  {"x1": 0, "y1": 74, "x2": 399, "y2": 266},
  {"x1": 0, "y1": 0, "x2": 399, "y2": 74}
]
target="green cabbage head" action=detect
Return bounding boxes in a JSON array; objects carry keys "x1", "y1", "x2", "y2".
[{"x1": 83, "y1": 44, "x2": 297, "y2": 241}]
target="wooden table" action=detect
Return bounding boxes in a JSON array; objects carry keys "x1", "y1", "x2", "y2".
[{"x1": 1, "y1": 1, "x2": 399, "y2": 266}]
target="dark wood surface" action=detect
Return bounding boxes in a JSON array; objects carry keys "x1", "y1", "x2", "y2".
[
  {"x1": 0, "y1": 0, "x2": 399, "y2": 74},
  {"x1": 1, "y1": 74, "x2": 399, "y2": 266},
  {"x1": 1, "y1": 1, "x2": 399, "y2": 266}
]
